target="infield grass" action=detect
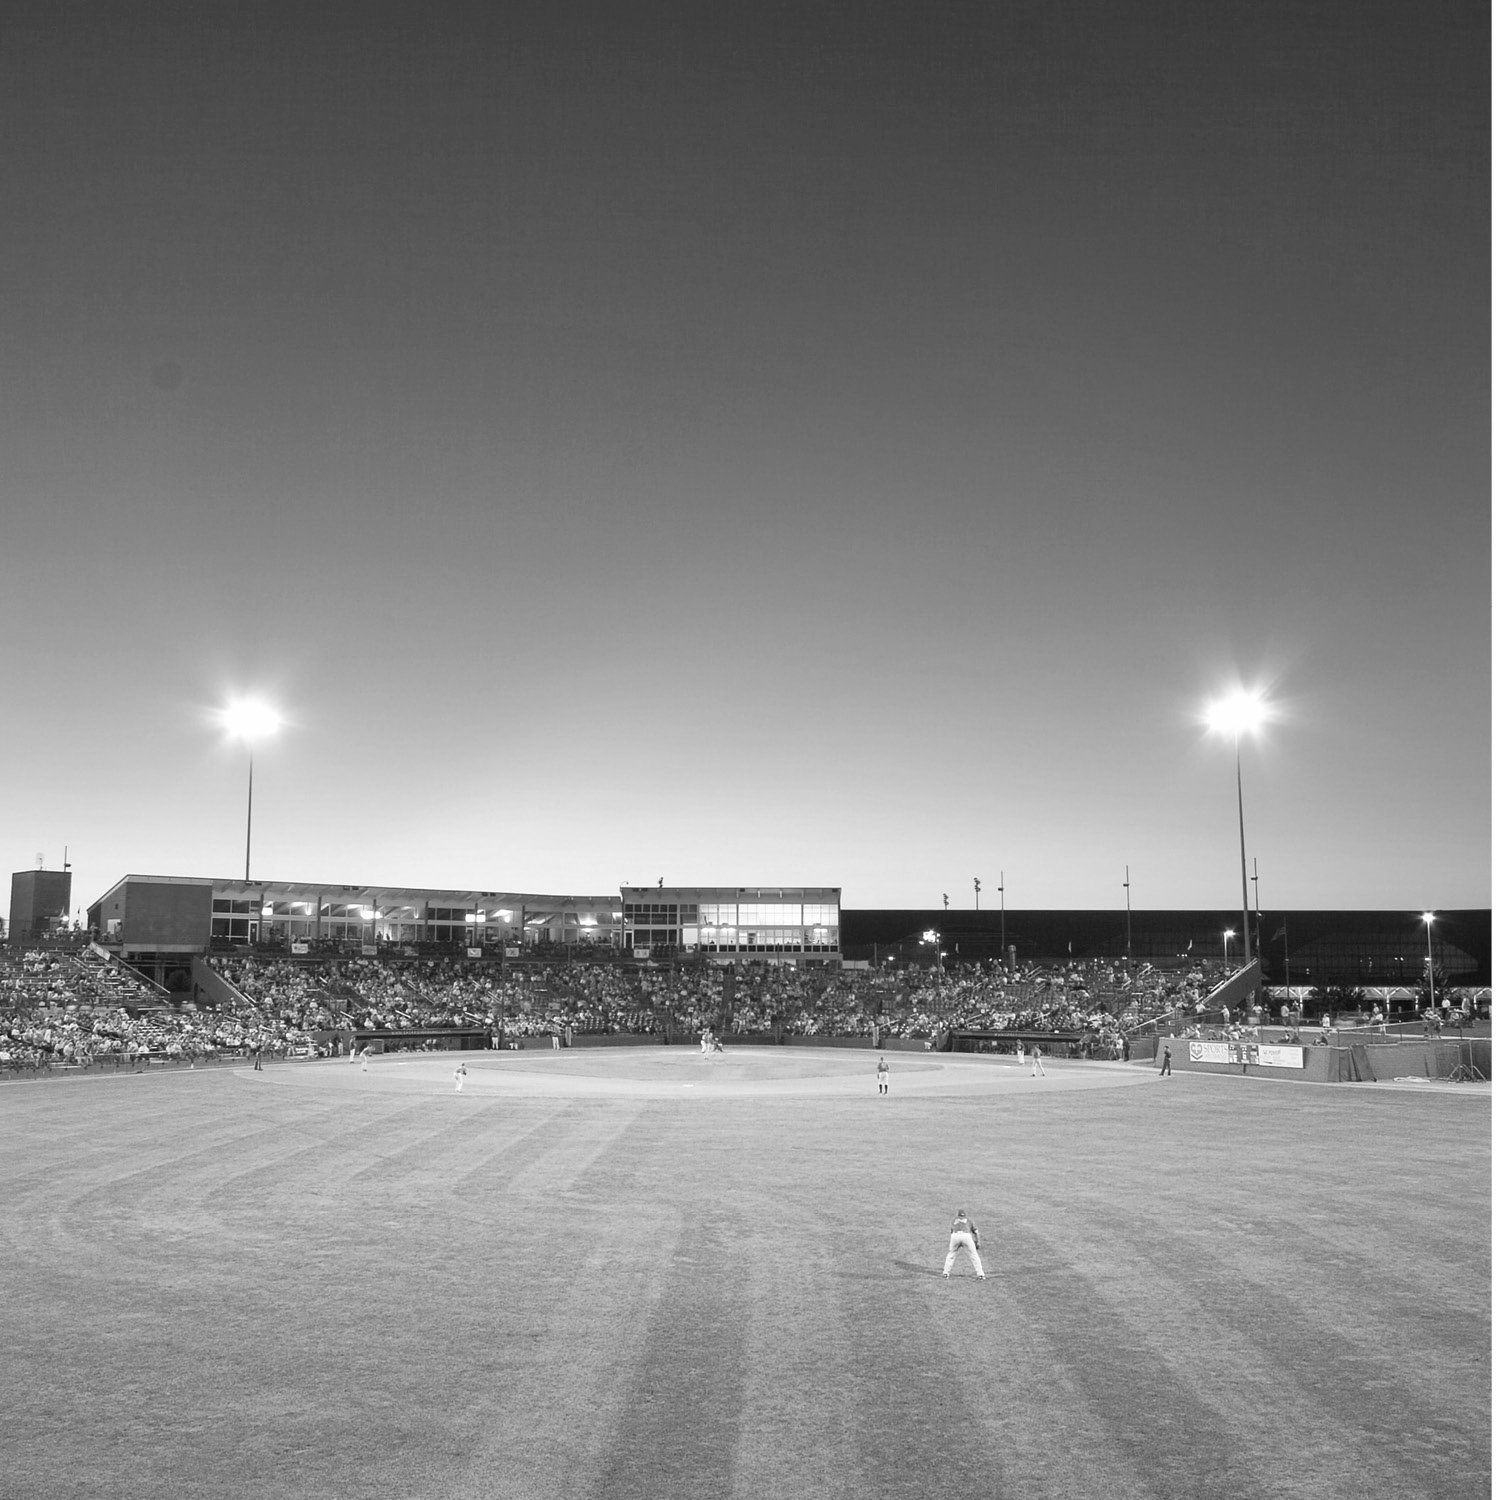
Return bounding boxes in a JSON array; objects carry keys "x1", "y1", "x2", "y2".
[{"x1": 1, "y1": 1052, "x2": 1489, "y2": 1500}]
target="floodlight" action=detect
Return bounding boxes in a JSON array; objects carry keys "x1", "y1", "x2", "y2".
[
  {"x1": 219, "y1": 697, "x2": 283, "y2": 883},
  {"x1": 1205, "y1": 689, "x2": 1267, "y2": 738},
  {"x1": 222, "y1": 699, "x2": 281, "y2": 742}
]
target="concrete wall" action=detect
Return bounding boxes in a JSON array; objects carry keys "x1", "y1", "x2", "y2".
[
  {"x1": 193, "y1": 956, "x2": 247, "y2": 1011},
  {"x1": 1155, "y1": 1034, "x2": 1490, "y2": 1082}
]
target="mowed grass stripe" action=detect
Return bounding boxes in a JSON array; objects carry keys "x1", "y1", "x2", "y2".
[
  {"x1": 587, "y1": 1211, "x2": 749, "y2": 1499},
  {"x1": 1008, "y1": 1214, "x2": 1405, "y2": 1500},
  {"x1": 726, "y1": 1189, "x2": 869, "y2": 1500},
  {"x1": 938, "y1": 1266, "x2": 1160, "y2": 1500},
  {"x1": 1055, "y1": 1175, "x2": 1490, "y2": 1464},
  {"x1": 1, "y1": 1055, "x2": 1489, "y2": 1500},
  {"x1": 0, "y1": 1073, "x2": 278, "y2": 1200},
  {"x1": 497, "y1": 1101, "x2": 651, "y2": 1202},
  {"x1": 449, "y1": 1202, "x2": 685, "y2": 1500}
]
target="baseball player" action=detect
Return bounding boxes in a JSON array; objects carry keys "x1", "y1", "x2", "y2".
[
  {"x1": 454, "y1": 1061, "x2": 467, "y2": 1093},
  {"x1": 876, "y1": 1056, "x2": 889, "y2": 1095},
  {"x1": 942, "y1": 1208, "x2": 985, "y2": 1279},
  {"x1": 1030, "y1": 1043, "x2": 1046, "y2": 1077}
]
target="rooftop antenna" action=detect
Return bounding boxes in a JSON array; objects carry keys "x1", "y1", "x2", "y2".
[
  {"x1": 63, "y1": 845, "x2": 71, "y2": 871},
  {"x1": 36, "y1": 852, "x2": 44, "y2": 870}
]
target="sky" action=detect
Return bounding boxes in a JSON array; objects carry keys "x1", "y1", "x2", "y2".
[{"x1": 1, "y1": 0, "x2": 1490, "y2": 917}]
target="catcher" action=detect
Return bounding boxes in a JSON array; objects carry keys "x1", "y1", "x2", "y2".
[{"x1": 942, "y1": 1208, "x2": 986, "y2": 1279}]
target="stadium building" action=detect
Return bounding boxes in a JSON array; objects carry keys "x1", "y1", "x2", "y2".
[
  {"x1": 68, "y1": 875, "x2": 844, "y2": 984},
  {"x1": 81, "y1": 874, "x2": 622, "y2": 986},
  {"x1": 9, "y1": 868, "x2": 1487, "y2": 991},
  {"x1": 621, "y1": 886, "x2": 841, "y2": 963}
]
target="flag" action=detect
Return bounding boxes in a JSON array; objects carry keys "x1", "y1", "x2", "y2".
[{"x1": 1272, "y1": 927, "x2": 1287, "y2": 942}]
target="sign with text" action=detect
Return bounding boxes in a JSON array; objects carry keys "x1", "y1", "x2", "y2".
[{"x1": 1189, "y1": 1041, "x2": 1305, "y2": 1069}]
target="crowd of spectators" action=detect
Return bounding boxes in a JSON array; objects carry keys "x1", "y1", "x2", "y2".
[
  {"x1": 3, "y1": 946, "x2": 1484, "y2": 1076},
  {"x1": 213, "y1": 952, "x2": 1193, "y2": 1051}
]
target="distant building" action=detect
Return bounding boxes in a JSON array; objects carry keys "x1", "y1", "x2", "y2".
[
  {"x1": 8, "y1": 868, "x2": 72, "y2": 943},
  {"x1": 621, "y1": 886, "x2": 841, "y2": 965}
]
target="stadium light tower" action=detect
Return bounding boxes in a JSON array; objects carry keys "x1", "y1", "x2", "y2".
[
  {"x1": 222, "y1": 698, "x2": 281, "y2": 881},
  {"x1": 1206, "y1": 688, "x2": 1267, "y2": 982},
  {"x1": 923, "y1": 929, "x2": 942, "y2": 976},
  {"x1": 1421, "y1": 912, "x2": 1436, "y2": 1014}
]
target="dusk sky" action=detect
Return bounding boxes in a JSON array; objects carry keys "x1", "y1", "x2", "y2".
[{"x1": 2, "y1": 1, "x2": 1489, "y2": 917}]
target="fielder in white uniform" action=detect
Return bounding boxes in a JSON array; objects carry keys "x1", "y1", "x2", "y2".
[
  {"x1": 454, "y1": 1061, "x2": 467, "y2": 1093},
  {"x1": 942, "y1": 1209, "x2": 985, "y2": 1279}
]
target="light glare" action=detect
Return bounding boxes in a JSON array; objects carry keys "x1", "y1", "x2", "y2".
[
  {"x1": 1206, "y1": 689, "x2": 1268, "y2": 737},
  {"x1": 222, "y1": 699, "x2": 281, "y2": 742}
]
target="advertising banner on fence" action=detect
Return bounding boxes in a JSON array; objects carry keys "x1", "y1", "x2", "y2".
[{"x1": 1188, "y1": 1040, "x2": 1305, "y2": 1069}]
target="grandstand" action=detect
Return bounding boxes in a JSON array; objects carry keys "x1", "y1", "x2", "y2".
[{"x1": 1, "y1": 866, "x2": 1486, "y2": 1081}]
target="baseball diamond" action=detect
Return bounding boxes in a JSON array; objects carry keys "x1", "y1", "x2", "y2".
[{"x1": 1, "y1": 1048, "x2": 1488, "y2": 1500}]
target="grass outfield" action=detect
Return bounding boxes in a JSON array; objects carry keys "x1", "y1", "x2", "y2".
[{"x1": 2, "y1": 1050, "x2": 1489, "y2": 1500}]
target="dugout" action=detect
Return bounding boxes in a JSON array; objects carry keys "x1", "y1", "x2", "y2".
[
  {"x1": 945, "y1": 1029, "x2": 1085, "y2": 1055},
  {"x1": 350, "y1": 1028, "x2": 491, "y2": 1053}
]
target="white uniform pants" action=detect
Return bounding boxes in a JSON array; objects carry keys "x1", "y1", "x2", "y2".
[{"x1": 943, "y1": 1231, "x2": 984, "y2": 1276}]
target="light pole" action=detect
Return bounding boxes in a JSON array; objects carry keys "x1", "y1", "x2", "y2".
[
  {"x1": 1207, "y1": 689, "x2": 1267, "y2": 981},
  {"x1": 1223, "y1": 927, "x2": 1234, "y2": 968},
  {"x1": 923, "y1": 928, "x2": 941, "y2": 977},
  {"x1": 222, "y1": 699, "x2": 281, "y2": 882},
  {"x1": 1123, "y1": 865, "x2": 1132, "y2": 969},
  {"x1": 1422, "y1": 912, "x2": 1436, "y2": 1016},
  {"x1": 997, "y1": 872, "x2": 1005, "y2": 957}
]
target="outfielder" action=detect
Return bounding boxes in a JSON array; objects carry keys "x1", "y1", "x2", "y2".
[
  {"x1": 876, "y1": 1056, "x2": 889, "y2": 1095},
  {"x1": 942, "y1": 1208, "x2": 985, "y2": 1279},
  {"x1": 454, "y1": 1061, "x2": 467, "y2": 1093}
]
